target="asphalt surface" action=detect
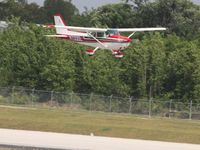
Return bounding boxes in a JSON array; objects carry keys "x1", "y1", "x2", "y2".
[{"x1": 0, "y1": 129, "x2": 200, "y2": 150}]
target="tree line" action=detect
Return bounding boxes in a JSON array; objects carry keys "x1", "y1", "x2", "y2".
[{"x1": 0, "y1": 0, "x2": 200, "y2": 102}]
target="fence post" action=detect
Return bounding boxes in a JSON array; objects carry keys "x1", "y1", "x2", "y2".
[
  {"x1": 189, "y1": 100, "x2": 193, "y2": 120},
  {"x1": 129, "y1": 96, "x2": 132, "y2": 114},
  {"x1": 11, "y1": 86, "x2": 15, "y2": 104},
  {"x1": 50, "y1": 91, "x2": 54, "y2": 107},
  {"x1": 89, "y1": 93, "x2": 93, "y2": 111},
  {"x1": 31, "y1": 88, "x2": 35, "y2": 107},
  {"x1": 169, "y1": 99, "x2": 172, "y2": 119},
  {"x1": 109, "y1": 95, "x2": 113, "y2": 112},
  {"x1": 149, "y1": 98, "x2": 152, "y2": 118},
  {"x1": 70, "y1": 92, "x2": 73, "y2": 107}
]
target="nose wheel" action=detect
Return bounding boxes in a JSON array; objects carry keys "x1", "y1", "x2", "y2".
[
  {"x1": 85, "y1": 47, "x2": 99, "y2": 56},
  {"x1": 115, "y1": 52, "x2": 124, "y2": 58},
  {"x1": 112, "y1": 50, "x2": 124, "y2": 58}
]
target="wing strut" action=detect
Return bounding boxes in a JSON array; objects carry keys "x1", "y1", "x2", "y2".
[
  {"x1": 94, "y1": 47, "x2": 99, "y2": 52},
  {"x1": 87, "y1": 32, "x2": 108, "y2": 49},
  {"x1": 128, "y1": 32, "x2": 136, "y2": 38}
]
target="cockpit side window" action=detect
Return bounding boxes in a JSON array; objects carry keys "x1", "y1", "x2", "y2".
[
  {"x1": 90, "y1": 32, "x2": 106, "y2": 38},
  {"x1": 91, "y1": 32, "x2": 97, "y2": 37},
  {"x1": 97, "y1": 32, "x2": 105, "y2": 38},
  {"x1": 106, "y1": 29, "x2": 120, "y2": 36}
]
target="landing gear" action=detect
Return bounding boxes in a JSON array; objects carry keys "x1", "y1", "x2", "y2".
[
  {"x1": 85, "y1": 47, "x2": 99, "y2": 56},
  {"x1": 115, "y1": 52, "x2": 124, "y2": 58},
  {"x1": 112, "y1": 50, "x2": 124, "y2": 58},
  {"x1": 85, "y1": 48, "x2": 124, "y2": 58},
  {"x1": 112, "y1": 50, "x2": 120, "y2": 55},
  {"x1": 86, "y1": 49, "x2": 95, "y2": 56}
]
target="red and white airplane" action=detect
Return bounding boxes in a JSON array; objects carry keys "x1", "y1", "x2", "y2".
[{"x1": 46, "y1": 14, "x2": 166, "y2": 58}]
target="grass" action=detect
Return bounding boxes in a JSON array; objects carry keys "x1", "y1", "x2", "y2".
[{"x1": 0, "y1": 106, "x2": 200, "y2": 144}]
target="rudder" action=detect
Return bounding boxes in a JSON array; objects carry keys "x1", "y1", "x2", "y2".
[{"x1": 54, "y1": 14, "x2": 68, "y2": 35}]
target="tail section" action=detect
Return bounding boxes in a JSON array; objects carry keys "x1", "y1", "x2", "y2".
[{"x1": 54, "y1": 14, "x2": 69, "y2": 35}]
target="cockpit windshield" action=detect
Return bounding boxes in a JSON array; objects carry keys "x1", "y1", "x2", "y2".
[{"x1": 106, "y1": 29, "x2": 120, "y2": 36}]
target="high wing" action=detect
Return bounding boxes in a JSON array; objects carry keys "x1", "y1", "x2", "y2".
[
  {"x1": 117, "y1": 27, "x2": 166, "y2": 32},
  {"x1": 54, "y1": 25, "x2": 166, "y2": 33},
  {"x1": 116, "y1": 27, "x2": 166, "y2": 38}
]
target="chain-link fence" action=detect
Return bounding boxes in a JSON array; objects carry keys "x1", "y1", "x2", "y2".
[{"x1": 0, "y1": 86, "x2": 200, "y2": 120}]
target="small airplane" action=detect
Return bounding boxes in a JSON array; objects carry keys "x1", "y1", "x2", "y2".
[{"x1": 46, "y1": 14, "x2": 166, "y2": 58}]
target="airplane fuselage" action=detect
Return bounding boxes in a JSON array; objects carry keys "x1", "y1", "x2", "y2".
[{"x1": 59, "y1": 34, "x2": 131, "y2": 50}]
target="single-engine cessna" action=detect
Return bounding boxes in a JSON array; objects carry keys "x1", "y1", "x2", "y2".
[{"x1": 46, "y1": 14, "x2": 166, "y2": 58}]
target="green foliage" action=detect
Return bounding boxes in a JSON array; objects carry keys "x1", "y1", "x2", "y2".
[
  {"x1": 1, "y1": 0, "x2": 200, "y2": 103},
  {"x1": 0, "y1": 18, "x2": 77, "y2": 91},
  {"x1": 0, "y1": 0, "x2": 44, "y2": 23},
  {"x1": 0, "y1": 95, "x2": 9, "y2": 104},
  {"x1": 89, "y1": 3, "x2": 134, "y2": 28},
  {"x1": 163, "y1": 37, "x2": 198, "y2": 99},
  {"x1": 0, "y1": 0, "x2": 79, "y2": 24},
  {"x1": 82, "y1": 51, "x2": 129, "y2": 96},
  {"x1": 11, "y1": 92, "x2": 30, "y2": 104},
  {"x1": 44, "y1": 0, "x2": 79, "y2": 23}
]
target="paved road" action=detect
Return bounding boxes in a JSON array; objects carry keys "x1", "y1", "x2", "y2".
[{"x1": 0, "y1": 128, "x2": 199, "y2": 150}]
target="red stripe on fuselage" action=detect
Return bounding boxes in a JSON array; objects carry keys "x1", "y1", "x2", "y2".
[
  {"x1": 57, "y1": 34, "x2": 131, "y2": 43},
  {"x1": 81, "y1": 39, "x2": 129, "y2": 43}
]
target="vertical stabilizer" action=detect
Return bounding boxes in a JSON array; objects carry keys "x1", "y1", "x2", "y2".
[{"x1": 54, "y1": 14, "x2": 68, "y2": 35}]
